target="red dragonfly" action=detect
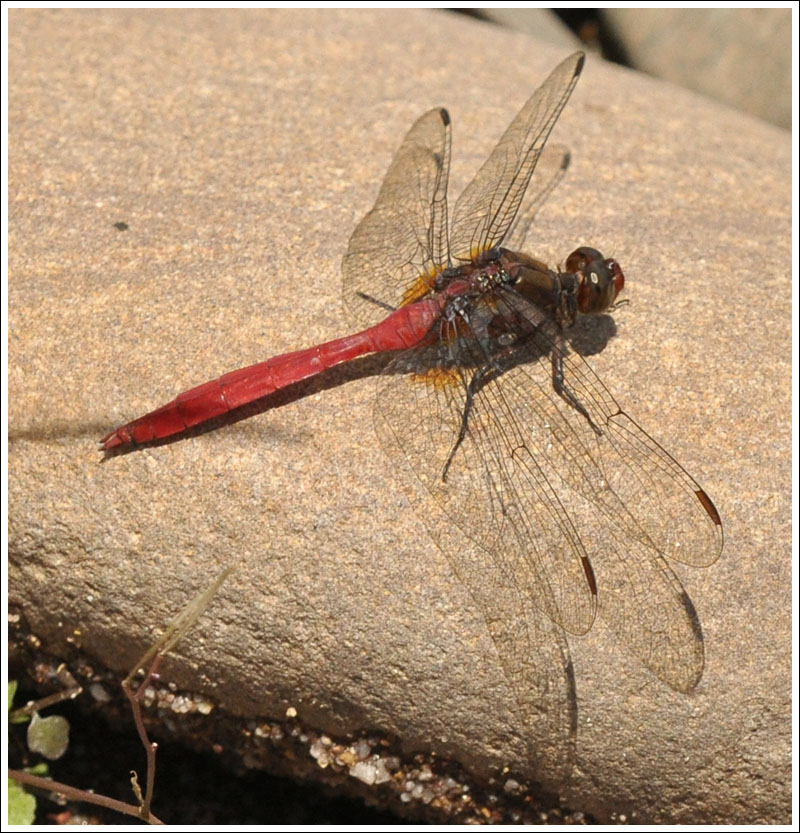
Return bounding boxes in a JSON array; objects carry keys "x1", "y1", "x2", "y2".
[{"x1": 102, "y1": 52, "x2": 722, "y2": 692}]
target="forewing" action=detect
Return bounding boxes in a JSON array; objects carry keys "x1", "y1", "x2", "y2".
[
  {"x1": 449, "y1": 51, "x2": 584, "y2": 262},
  {"x1": 376, "y1": 283, "x2": 721, "y2": 690},
  {"x1": 515, "y1": 319, "x2": 723, "y2": 568},
  {"x1": 341, "y1": 108, "x2": 451, "y2": 331},
  {"x1": 503, "y1": 142, "x2": 571, "y2": 251},
  {"x1": 474, "y1": 288, "x2": 723, "y2": 689}
]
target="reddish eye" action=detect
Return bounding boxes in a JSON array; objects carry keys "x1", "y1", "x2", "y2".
[{"x1": 608, "y1": 259, "x2": 625, "y2": 299}]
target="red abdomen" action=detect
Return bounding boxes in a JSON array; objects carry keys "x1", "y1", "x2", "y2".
[{"x1": 101, "y1": 297, "x2": 443, "y2": 450}]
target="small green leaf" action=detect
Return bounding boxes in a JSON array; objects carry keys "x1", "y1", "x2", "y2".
[
  {"x1": 8, "y1": 778, "x2": 36, "y2": 825},
  {"x1": 8, "y1": 680, "x2": 18, "y2": 709},
  {"x1": 27, "y1": 713, "x2": 70, "y2": 760}
]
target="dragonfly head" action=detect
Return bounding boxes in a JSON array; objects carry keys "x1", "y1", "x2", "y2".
[{"x1": 567, "y1": 247, "x2": 625, "y2": 315}]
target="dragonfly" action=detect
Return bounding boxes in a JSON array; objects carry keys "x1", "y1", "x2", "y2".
[{"x1": 102, "y1": 52, "x2": 722, "y2": 696}]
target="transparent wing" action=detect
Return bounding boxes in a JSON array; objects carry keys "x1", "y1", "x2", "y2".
[
  {"x1": 503, "y1": 142, "x2": 571, "y2": 251},
  {"x1": 375, "y1": 286, "x2": 722, "y2": 691},
  {"x1": 375, "y1": 325, "x2": 599, "y2": 638},
  {"x1": 448, "y1": 51, "x2": 584, "y2": 262},
  {"x1": 341, "y1": 107, "x2": 451, "y2": 331},
  {"x1": 389, "y1": 454, "x2": 579, "y2": 781}
]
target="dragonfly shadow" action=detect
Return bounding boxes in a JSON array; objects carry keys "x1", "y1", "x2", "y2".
[{"x1": 567, "y1": 310, "x2": 619, "y2": 358}]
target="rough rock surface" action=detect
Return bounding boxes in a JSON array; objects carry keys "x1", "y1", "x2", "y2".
[
  {"x1": 605, "y1": 7, "x2": 791, "y2": 128},
  {"x1": 8, "y1": 8, "x2": 791, "y2": 824}
]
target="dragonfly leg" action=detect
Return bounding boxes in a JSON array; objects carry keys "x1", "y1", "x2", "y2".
[
  {"x1": 355, "y1": 291, "x2": 397, "y2": 314},
  {"x1": 442, "y1": 365, "x2": 494, "y2": 482},
  {"x1": 551, "y1": 337, "x2": 602, "y2": 435}
]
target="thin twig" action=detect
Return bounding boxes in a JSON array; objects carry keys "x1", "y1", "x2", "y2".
[
  {"x1": 122, "y1": 654, "x2": 163, "y2": 818},
  {"x1": 10, "y1": 684, "x2": 83, "y2": 722},
  {"x1": 7, "y1": 769, "x2": 165, "y2": 825},
  {"x1": 122, "y1": 566, "x2": 234, "y2": 817}
]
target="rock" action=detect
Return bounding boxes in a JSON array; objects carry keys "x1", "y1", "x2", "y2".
[
  {"x1": 605, "y1": 7, "x2": 791, "y2": 129},
  {"x1": 8, "y1": 7, "x2": 790, "y2": 824}
]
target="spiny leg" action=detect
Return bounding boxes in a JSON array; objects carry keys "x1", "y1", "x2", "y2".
[
  {"x1": 551, "y1": 330, "x2": 601, "y2": 435},
  {"x1": 442, "y1": 365, "x2": 496, "y2": 482}
]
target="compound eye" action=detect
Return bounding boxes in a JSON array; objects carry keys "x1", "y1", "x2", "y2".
[
  {"x1": 577, "y1": 260, "x2": 616, "y2": 314},
  {"x1": 607, "y1": 258, "x2": 625, "y2": 298},
  {"x1": 565, "y1": 246, "x2": 603, "y2": 274}
]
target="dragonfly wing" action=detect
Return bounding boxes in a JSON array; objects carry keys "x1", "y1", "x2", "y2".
[
  {"x1": 387, "y1": 463, "x2": 579, "y2": 779},
  {"x1": 497, "y1": 291, "x2": 723, "y2": 569},
  {"x1": 449, "y1": 51, "x2": 584, "y2": 262},
  {"x1": 375, "y1": 341, "x2": 584, "y2": 777},
  {"x1": 375, "y1": 337, "x2": 599, "y2": 638},
  {"x1": 470, "y1": 287, "x2": 723, "y2": 689},
  {"x1": 342, "y1": 107, "x2": 451, "y2": 331},
  {"x1": 503, "y1": 142, "x2": 571, "y2": 251}
]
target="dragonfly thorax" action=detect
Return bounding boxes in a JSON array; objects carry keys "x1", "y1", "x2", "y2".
[{"x1": 497, "y1": 246, "x2": 626, "y2": 329}]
